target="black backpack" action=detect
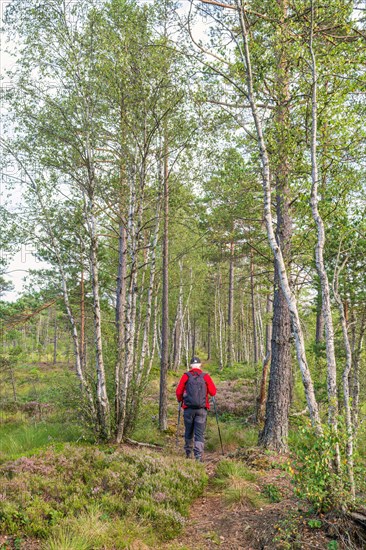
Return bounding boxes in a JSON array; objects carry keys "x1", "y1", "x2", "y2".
[{"x1": 183, "y1": 371, "x2": 207, "y2": 409}]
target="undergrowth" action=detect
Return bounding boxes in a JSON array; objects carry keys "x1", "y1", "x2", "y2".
[
  {"x1": 0, "y1": 422, "x2": 85, "y2": 463},
  {"x1": 0, "y1": 443, "x2": 207, "y2": 545}
]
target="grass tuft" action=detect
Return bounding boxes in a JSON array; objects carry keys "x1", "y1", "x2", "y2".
[
  {"x1": 206, "y1": 423, "x2": 257, "y2": 452},
  {"x1": 224, "y1": 478, "x2": 266, "y2": 508},
  {"x1": 0, "y1": 422, "x2": 85, "y2": 462},
  {"x1": 214, "y1": 459, "x2": 258, "y2": 483},
  {"x1": 214, "y1": 458, "x2": 267, "y2": 509}
]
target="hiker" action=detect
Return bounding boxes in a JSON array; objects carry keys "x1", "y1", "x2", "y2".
[{"x1": 176, "y1": 356, "x2": 217, "y2": 462}]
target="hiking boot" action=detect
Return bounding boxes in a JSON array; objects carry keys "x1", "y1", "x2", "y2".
[
  {"x1": 195, "y1": 456, "x2": 203, "y2": 463},
  {"x1": 185, "y1": 452, "x2": 192, "y2": 459}
]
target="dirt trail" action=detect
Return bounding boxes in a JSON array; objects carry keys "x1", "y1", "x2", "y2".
[
  {"x1": 165, "y1": 450, "x2": 333, "y2": 550},
  {"x1": 166, "y1": 452, "x2": 277, "y2": 550}
]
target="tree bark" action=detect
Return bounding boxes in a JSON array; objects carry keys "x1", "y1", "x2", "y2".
[
  {"x1": 227, "y1": 240, "x2": 235, "y2": 367},
  {"x1": 256, "y1": 293, "x2": 272, "y2": 423},
  {"x1": 207, "y1": 311, "x2": 211, "y2": 360},
  {"x1": 88, "y1": 198, "x2": 110, "y2": 440},
  {"x1": 159, "y1": 136, "x2": 169, "y2": 431},
  {"x1": 351, "y1": 309, "x2": 366, "y2": 429},
  {"x1": 192, "y1": 317, "x2": 196, "y2": 357},
  {"x1": 172, "y1": 260, "x2": 184, "y2": 370},
  {"x1": 236, "y1": 0, "x2": 321, "y2": 431},
  {"x1": 250, "y1": 247, "x2": 258, "y2": 366},
  {"x1": 135, "y1": 199, "x2": 161, "y2": 390},
  {"x1": 53, "y1": 307, "x2": 57, "y2": 365},
  {"x1": 333, "y1": 258, "x2": 355, "y2": 499},
  {"x1": 257, "y1": 0, "x2": 293, "y2": 450},
  {"x1": 215, "y1": 270, "x2": 224, "y2": 370},
  {"x1": 308, "y1": 0, "x2": 338, "y2": 448},
  {"x1": 148, "y1": 284, "x2": 160, "y2": 375},
  {"x1": 80, "y1": 265, "x2": 86, "y2": 372},
  {"x1": 315, "y1": 281, "x2": 325, "y2": 344},
  {"x1": 117, "y1": 160, "x2": 140, "y2": 442},
  {"x1": 115, "y1": 223, "x2": 127, "y2": 432}
]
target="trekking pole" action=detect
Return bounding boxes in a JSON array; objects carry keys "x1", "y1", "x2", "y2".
[
  {"x1": 212, "y1": 396, "x2": 224, "y2": 455},
  {"x1": 176, "y1": 402, "x2": 182, "y2": 448}
]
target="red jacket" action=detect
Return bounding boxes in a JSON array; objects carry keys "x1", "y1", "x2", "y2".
[{"x1": 176, "y1": 368, "x2": 217, "y2": 409}]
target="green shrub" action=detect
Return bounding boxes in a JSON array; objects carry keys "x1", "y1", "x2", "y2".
[
  {"x1": 262, "y1": 483, "x2": 282, "y2": 503},
  {"x1": 273, "y1": 511, "x2": 303, "y2": 549},
  {"x1": 288, "y1": 424, "x2": 350, "y2": 513}
]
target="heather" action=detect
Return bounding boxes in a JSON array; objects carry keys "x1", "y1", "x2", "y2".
[{"x1": 0, "y1": 444, "x2": 207, "y2": 545}]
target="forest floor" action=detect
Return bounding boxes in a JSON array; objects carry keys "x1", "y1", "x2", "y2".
[
  {"x1": 163, "y1": 450, "x2": 336, "y2": 550},
  {"x1": 0, "y1": 360, "x2": 365, "y2": 549}
]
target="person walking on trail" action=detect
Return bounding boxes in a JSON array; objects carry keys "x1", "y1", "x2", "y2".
[{"x1": 176, "y1": 356, "x2": 217, "y2": 462}]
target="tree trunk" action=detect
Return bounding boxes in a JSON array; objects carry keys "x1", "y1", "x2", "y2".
[
  {"x1": 308, "y1": 1, "x2": 338, "y2": 451},
  {"x1": 258, "y1": 0, "x2": 293, "y2": 450},
  {"x1": 134, "y1": 235, "x2": 148, "y2": 355},
  {"x1": 117, "y1": 160, "x2": 141, "y2": 442},
  {"x1": 207, "y1": 311, "x2": 211, "y2": 360},
  {"x1": 172, "y1": 260, "x2": 184, "y2": 370},
  {"x1": 53, "y1": 307, "x2": 57, "y2": 365},
  {"x1": 215, "y1": 271, "x2": 224, "y2": 370},
  {"x1": 259, "y1": 262, "x2": 292, "y2": 449},
  {"x1": 89, "y1": 199, "x2": 110, "y2": 440},
  {"x1": 227, "y1": 240, "x2": 235, "y2": 368},
  {"x1": 80, "y1": 264, "x2": 86, "y2": 372},
  {"x1": 148, "y1": 284, "x2": 160, "y2": 375},
  {"x1": 115, "y1": 224, "x2": 127, "y2": 433},
  {"x1": 192, "y1": 317, "x2": 196, "y2": 357},
  {"x1": 351, "y1": 309, "x2": 366, "y2": 429},
  {"x1": 315, "y1": 281, "x2": 325, "y2": 344},
  {"x1": 236, "y1": 0, "x2": 321, "y2": 431},
  {"x1": 256, "y1": 293, "x2": 272, "y2": 423},
  {"x1": 133, "y1": 200, "x2": 161, "y2": 404},
  {"x1": 159, "y1": 136, "x2": 169, "y2": 431},
  {"x1": 256, "y1": 294, "x2": 264, "y2": 359},
  {"x1": 333, "y1": 261, "x2": 355, "y2": 498},
  {"x1": 250, "y1": 247, "x2": 258, "y2": 366}
]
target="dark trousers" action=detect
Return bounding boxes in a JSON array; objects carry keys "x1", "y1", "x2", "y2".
[{"x1": 183, "y1": 408, "x2": 207, "y2": 459}]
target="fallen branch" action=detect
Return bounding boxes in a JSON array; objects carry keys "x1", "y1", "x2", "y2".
[
  {"x1": 124, "y1": 437, "x2": 163, "y2": 449},
  {"x1": 348, "y1": 512, "x2": 366, "y2": 529},
  {"x1": 290, "y1": 408, "x2": 308, "y2": 417}
]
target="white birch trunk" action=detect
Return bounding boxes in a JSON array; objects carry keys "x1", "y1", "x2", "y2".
[
  {"x1": 136, "y1": 201, "x2": 161, "y2": 388},
  {"x1": 88, "y1": 198, "x2": 110, "y2": 440},
  {"x1": 172, "y1": 260, "x2": 184, "y2": 370},
  {"x1": 351, "y1": 312, "x2": 365, "y2": 429},
  {"x1": 115, "y1": 223, "x2": 127, "y2": 430},
  {"x1": 308, "y1": 0, "x2": 338, "y2": 440},
  {"x1": 117, "y1": 163, "x2": 138, "y2": 442},
  {"x1": 333, "y1": 259, "x2": 355, "y2": 499},
  {"x1": 148, "y1": 285, "x2": 160, "y2": 374},
  {"x1": 236, "y1": 0, "x2": 321, "y2": 431}
]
